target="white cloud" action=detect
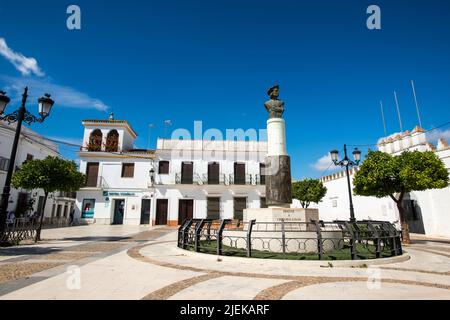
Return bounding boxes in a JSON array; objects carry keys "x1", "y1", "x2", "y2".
[
  {"x1": 1, "y1": 76, "x2": 109, "y2": 112},
  {"x1": 311, "y1": 154, "x2": 333, "y2": 171},
  {"x1": 0, "y1": 38, "x2": 45, "y2": 77},
  {"x1": 427, "y1": 129, "x2": 450, "y2": 143}
]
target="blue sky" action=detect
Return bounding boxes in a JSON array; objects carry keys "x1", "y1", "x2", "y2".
[{"x1": 1, "y1": 0, "x2": 450, "y2": 179}]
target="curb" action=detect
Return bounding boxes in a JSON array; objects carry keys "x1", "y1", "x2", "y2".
[{"x1": 174, "y1": 246, "x2": 410, "y2": 268}]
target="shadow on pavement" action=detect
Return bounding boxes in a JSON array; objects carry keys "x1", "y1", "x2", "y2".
[
  {"x1": 0, "y1": 246, "x2": 63, "y2": 257},
  {"x1": 60, "y1": 236, "x2": 131, "y2": 242}
]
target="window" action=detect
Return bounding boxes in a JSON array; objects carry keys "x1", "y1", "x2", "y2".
[
  {"x1": 23, "y1": 153, "x2": 34, "y2": 165},
  {"x1": 122, "y1": 163, "x2": 135, "y2": 178},
  {"x1": 86, "y1": 162, "x2": 99, "y2": 187},
  {"x1": 233, "y1": 197, "x2": 247, "y2": 220},
  {"x1": 0, "y1": 157, "x2": 9, "y2": 171},
  {"x1": 206, "y1": 197, "x2": 220, "y2": 220},
  {"x1": 88, "y1": 129, "x2": 103, "y2": 151},
  {"x1": 259, "y1": 163, "x2": 266, "y2": 185},
  {"x1": 82, "y1": 199, "x2": 95, "y2": 218},
  {"x1": 208, "y1": 162, "x2": 220, "y2": 184},
  {"x1": 181, "y1": 162, "x2": 193, "y2": 184},
  {"x1": 105, "y1": 130, "x2": 119, "y2": 152},
  {"x1": 159, "y1": 161, "x2": 169, "y2": 174},
  {"x1": 234, "y1": 163, "x2": 245, "y2": 185}
]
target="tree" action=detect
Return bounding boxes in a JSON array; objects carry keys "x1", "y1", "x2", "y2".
[
  {"x1": 11, "y1": 156, "x2": 86, "y2": 242},
  {"x1": 353, "y1": 150, "x2": 449, "y2": 244},
  {"x1": 292, "y1": 178, "x2": 327, "y2": 208}
]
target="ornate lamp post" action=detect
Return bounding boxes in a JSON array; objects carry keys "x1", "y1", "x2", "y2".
[
  {"x1": 0, "y1": 87, "x2": 55, "y2": 235},
  {"x1": 329, "y1": 144, "x2": 361, "y2": 222}
]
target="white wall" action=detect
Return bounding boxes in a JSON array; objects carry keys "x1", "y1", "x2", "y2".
[
  {"x1": 77, "y1": 137, "x2": 268, "y2": 225},
  {"x1": 0, "y1": 122, "x2": 60, "y2": 219},
  {"x1": 318, "y1": 172, "x2": 398, "y2": 223},
  {"x1": 319, "y1": 131, "x2": 450, "y2": 238}
]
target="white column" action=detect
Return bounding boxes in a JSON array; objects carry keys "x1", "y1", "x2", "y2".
[{"x1": 267, "y1": 118, "x2": 287, "y2": 156}]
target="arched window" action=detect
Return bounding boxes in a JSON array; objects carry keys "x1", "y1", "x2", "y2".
[
  {"x1": 105, "y1": 130, "x2": 119, "y2": 152},
  {"x1": 88, "y1": 129, "x2": 103, "y2": 151}
]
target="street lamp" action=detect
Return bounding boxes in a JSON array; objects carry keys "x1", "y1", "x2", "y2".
[
  {"x1": 149, "y1": 168, "x2": 155, "y2": 187},
  {"x1": 329, "y1": 144, "x2": 361, "y2": 222},
  {"x1": 0, "y1": 87, "x2": 55, "y2": 236},
  {"x1": 0, "y1": 91, "x2": 11, "y2": 114}
]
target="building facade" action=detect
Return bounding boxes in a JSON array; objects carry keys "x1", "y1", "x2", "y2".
[
  {"x1": 0, "y1": 121, "x2": 75, "y2": 223},
  {"x1": 75, "y1": 117, "x2": 268, "y2": 226},
  {"x1": 318, "y1": 126, "x2": 450, "y2": 238}
]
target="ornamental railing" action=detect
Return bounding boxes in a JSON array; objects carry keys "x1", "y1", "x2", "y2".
[
  {"x1": 0, "y1": 217, "x2": 39, "y2": 245},
  {"x1": 177, "y1": 219, "x2": 403, "y2": 260}
]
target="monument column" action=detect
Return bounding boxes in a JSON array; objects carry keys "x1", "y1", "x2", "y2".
[
  {"x1": 264, "y1": 85, "x2": 292, "y2": 207},
  {"x1": 243, "y1": 85, "x2": 318, "y2": 224}
]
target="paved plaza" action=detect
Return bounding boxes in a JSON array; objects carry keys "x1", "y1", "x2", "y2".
[{"x1": 0, "y1": 225, "x2": 449, "y2": 300}]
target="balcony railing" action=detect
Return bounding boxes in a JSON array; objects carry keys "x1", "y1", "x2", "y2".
[
  {"x1": 85, "y1": 176, "x2": 109, "y2": 189},
  {"x1": 55, "y1": 191, "x2": 77, "y2": 199},
  {"x1": 173, "y1": 173, "x2": 265, "y2": 186},
  {"x1": 175, "y1": 173, "x2": 204, "y2": 185}
]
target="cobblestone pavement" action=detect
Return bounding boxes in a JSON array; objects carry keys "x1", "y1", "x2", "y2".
[{"x1": 1, "y1": 226, "x2": 449, "y2": 300}]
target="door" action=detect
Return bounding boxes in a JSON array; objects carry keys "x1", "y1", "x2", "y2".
[
  {"x1": 155, "y1": 199, "x2": 168, "y2": 225},
  {"x1": 208, "y1": 162, "x2": 220, "y2": 184},
  {"x1": 234, "y1": 197, "x2": 247, "y2": 220},
  {"x1": 178, "y1": 199, "x2": 193, "y2": 224},
  {"x1": 86, "y1": 162, "x2": 99, "y2": 187},
  {"x1": 404, "y1": 199, "x2": 425, "y2": 234},
  {"x1": 181, "y1": 162, "x2": 193, "y2": 184},
  {"x1": 113, "y1": 199, "x2": 125, "y2": 225},
  {"x1": 234, "y1": 163, "x2": 245, "y2": 185},
  {"x1": 56, "y1": 204, "x2": 62, "y2": 218},
  {"x1": 206, "y1": 197, "x2": 220, "y2": 220},
  {"x1": 260, "y1": 197, "x2": 267, "y2": 208},
  {"x1": 259, "y1": 163, "x2": 266, "y2": 185},
  {"x1": 140, "y1": 199, "x2": 151, "y2": 225}
]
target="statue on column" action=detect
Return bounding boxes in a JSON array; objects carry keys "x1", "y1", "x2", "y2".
[
  {"x1": 264, "y1": 85, "x2": 285, "y2": 119},
  {"x1": 263, "y1": 84, "x2": 292, "y2": 207}
]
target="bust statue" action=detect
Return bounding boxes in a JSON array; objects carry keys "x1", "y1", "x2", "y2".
[{"x1": 264, "y1": 85, "x2": 285, "y2": 119}]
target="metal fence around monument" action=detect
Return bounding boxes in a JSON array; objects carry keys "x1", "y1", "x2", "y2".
[{"x1": 177, "y1": 219, "x2": 403, "y2": 260}]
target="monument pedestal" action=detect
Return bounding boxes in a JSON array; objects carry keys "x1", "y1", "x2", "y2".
[{"x1": 244, "y1": 207, "x2": 319, "y2": 224}]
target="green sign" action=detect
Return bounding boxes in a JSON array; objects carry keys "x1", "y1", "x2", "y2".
[{"x1": 103, "y1": 191, "x2": 137, "y2": 197}]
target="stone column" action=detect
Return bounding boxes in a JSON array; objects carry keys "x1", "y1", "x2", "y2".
[{"x1": 265, "y1": 118, "x2": 292, "y2": 207}]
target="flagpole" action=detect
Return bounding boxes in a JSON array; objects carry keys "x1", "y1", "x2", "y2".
[
  {"x1": 380, "y1": 101, "x2": 387, "y2": 136},
  {"x1": 411, "y1": 80, "x2": 423, "y2": 128},
  {"x1": 394, "y1": 91, "x2": 403, "y2": 133}
]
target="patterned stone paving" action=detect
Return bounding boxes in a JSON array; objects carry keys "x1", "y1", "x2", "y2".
[
  {"x1": 126, "y1": 239, "x2": 450, "y2": 300},
  {"x1": 0, "y1": 263, "x2": 63, "y2": 284},
  {"x1": 0, "y1": 226, "x2": 174, "y2": 288},
  {"x1": 1, "y1": 227, "x2": 449, "y2": 300}
]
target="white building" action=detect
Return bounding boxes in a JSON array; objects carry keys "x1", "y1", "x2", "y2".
[
  {"x1": 0, "y1": 121, "x2": 75, "y2": 223},
  {"x1": 75, "y1": 117, "x2": 268, "y2": 226},
  {"x1": 318, "y1": 126, "x2": 450, "y2": 238}
]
